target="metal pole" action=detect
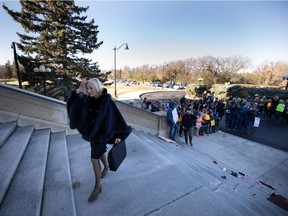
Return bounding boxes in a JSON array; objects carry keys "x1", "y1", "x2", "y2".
[
  {"x1": 113, "y1": 43, "x2": 128, "y2": 98},
  {"x1": 43, "y1": 76, "x2": 47, "y2": 96},
  {"x1": 114, "y1": 46, "x2": 117, "y2": 98},
  {"x1": 11, "y1": 42, "x2": 22, "y2": 89},
  {"x1": 162, "y1": 66, "x2": 164, "y2": 89}
]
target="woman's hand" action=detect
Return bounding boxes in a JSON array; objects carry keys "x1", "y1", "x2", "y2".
[
  {"x1": 115, "y1": 138, "x2": 121, "y2": 144},
  {"x1": 77, "y1": 78, "x2": 88, "y2": 93}
]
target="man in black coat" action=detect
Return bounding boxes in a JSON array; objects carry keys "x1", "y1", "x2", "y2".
[{"x1": 182, "y1": 109, "x2": 197, "y2": 146}]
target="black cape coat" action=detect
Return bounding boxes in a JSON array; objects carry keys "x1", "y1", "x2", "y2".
[{"x1": 66, "y1": 89, "x2": 132, "y2": 144}]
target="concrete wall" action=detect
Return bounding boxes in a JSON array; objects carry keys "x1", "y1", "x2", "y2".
[
  {"x1": 0, "y1": 84, "x2": 169, "y2": 136},
  {"x1": 0, "y1": 84, "x2": 75, "y2": 134},
  {"x1": 115, "y1": 101, "x2": 169, "y2": 136}
]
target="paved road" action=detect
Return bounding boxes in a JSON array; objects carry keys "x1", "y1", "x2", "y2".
[
  {"x1": 219, "y1": 117, "x2": 288, "y2": 152},
  {"x1": 126, "y1": 90, "x2": 288, "y2": 153}
]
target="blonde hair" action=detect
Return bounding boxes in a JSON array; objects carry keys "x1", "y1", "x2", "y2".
[{"x1": 86, "y1": 78, "x2": 103, "y2": 95}]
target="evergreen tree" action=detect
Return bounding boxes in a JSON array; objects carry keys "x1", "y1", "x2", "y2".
[
  {"x1": 4, "y1": 61, "x2": 13, "y2": 79},
  {"x1": 2, "y1": 0, "x2": 104, "y2": 99}
]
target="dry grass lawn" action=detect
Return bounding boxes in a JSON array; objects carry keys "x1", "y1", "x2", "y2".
[
  {"x1": 105, "y1": 83, "x2": 164, "y2": 98},
  {"x1": 1, "y1": 80, "x2": 165, "y2": 99}
]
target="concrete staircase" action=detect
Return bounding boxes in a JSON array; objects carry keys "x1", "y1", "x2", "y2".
[{"x1": 0, "y1": 121, "x2": 287, "y2": 216}]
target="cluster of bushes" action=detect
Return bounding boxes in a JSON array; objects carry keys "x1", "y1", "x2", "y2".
[
  {"x1": 186, "y1": 84, "x2": 288, "y2": 100},
  {"x1": 226, "y1": 85, "x2": 288, "y2": 100}
]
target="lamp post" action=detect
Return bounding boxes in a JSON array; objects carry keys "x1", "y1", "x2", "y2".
[
  {"x1": 198, "y1": 77, "x2": 203, "y2": 85},
  {"x1": 11, "y1": 42, "x2": 22, "y2": 89},
  {"x1": 34, "y1": 65, "x2": 51, "y2": 96},
  {"x1": 113, "y1": 43, "x2": 129, "y2": 98}
]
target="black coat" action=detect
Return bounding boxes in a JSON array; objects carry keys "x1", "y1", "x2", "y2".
[
  {"x1": 182, "y1": 113, "x2": 197, "y2": 128},
  {"x1": 66, "y1": 89, "x2": 132, "y2": 144}
]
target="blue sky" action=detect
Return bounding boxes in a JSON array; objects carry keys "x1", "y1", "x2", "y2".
[{"x1": 1, "y1": 1, "x2": 288, "y2": 71}]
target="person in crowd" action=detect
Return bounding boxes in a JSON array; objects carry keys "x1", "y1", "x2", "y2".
[
  {"x1": 142, "y1": 97, "x2": 151, "y2": 111},
  {"x1": 180, "y1": 95, "x2": 186, "y2": 107},
  {"x1": 227, "y1": 98, "x2": 240, "y2": 131},
  {"x1": 285, "y1": 99, "x2": 288, "y2": 124},
  {"x1": 178, "y1": 106, "x2": 186, "y2": 137},
  {"x1": 66, "y1": 78, "x2": 132, "y2": 202},
  {"x1": 274, "y1": 99, "x2": 285, "y2": 124},
  {"x1": 204, "y1": 110, "x2": 212, "y2": 134},
  {"x1": 258, "y1": 95, "x2": 267, "y2": 119},
  {"x1": 263, "y1": 98, "x2": 273, "y2": 120},
  {"x1": 225, "y1": 97, "x2": 232, "y2": 127},
  {"x1": 200, "y1": 109, "x2": 208, "y2": 135},
  {"x1": 210, "y1": 92, "x2": 215, "y2": 103},
  {"x1": 195, "y1": 112, "x2": 203, "y2": 137},
  {"x1": 161, "y1": 103, "x2": 168, "y2": 112},
  {"x1": 245, "y1": 102, "x2": 260, "y2": 135},
  {"x1": 182, "y1": 109, "x2": 197, "y2": 146},
  {"x1": 213, "y1": 112, "x2": 221, "y2": 132},
  {"x1": 166, "y1": 101, "x2": 179, "y2": 141},
  {"x1": 151, "y1": 100, "x2": 161, "y2": 112},
  {"x1": 141, "y1": 102, "x2": 150, "y2": 111},
  {"x1": 270, "y1": 95, "x2": 279, "y2": 120},
  {"x1": 215, "y1": 99, "x2": 225, "y2": 121},
  {"x1": 245, "y1": 103, "x2": 255, "y2": 135},
  {"x1": 210, "y1": 112, "x2": 216, "y2": 133}
]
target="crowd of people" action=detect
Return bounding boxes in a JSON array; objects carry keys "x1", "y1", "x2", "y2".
[{"x1": 140, "y1": 92, "x2": 288, "y2": 145}]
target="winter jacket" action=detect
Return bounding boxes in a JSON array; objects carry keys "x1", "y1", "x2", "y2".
[{"x1": 66, "y1": 89, "x2": 132, "y2": 144}]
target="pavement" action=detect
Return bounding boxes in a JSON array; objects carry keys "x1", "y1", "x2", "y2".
[{"x1": 219, "y1": 117, "x2": 288, "y2": 153}]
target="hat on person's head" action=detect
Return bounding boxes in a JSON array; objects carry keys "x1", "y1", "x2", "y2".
[
  {"x1": 254, "y1": 94, "x2": 259, "y2": 97},
  {"x1": 169, "y1": 101, "x2": 175, "y2": 109}
]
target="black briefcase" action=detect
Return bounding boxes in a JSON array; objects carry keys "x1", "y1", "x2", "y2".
[{"x1": 108, "y1": 140, "x2": 127, "y2": 171}]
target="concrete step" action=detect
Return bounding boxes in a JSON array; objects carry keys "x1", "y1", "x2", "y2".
[
  {"x1": 133, "y1": 132, "x2": 260, "y2": 215},
  {"x1": 148, "y1": 186, "x2": 243, "y2": 216},
  {"x1": 41, "y1": 132, "x2": 76, "y2": 216},
  {"x1": 0, "y1": 121, "x2": 17, "y2": 148},
  {"x1": 66, "y1": 132, "x2": 242, "y2": 216},
  {"x1": 124, "y1": 133, "x2": 247, "y2": 216},
  {"x1": 0, "y1": 125, "x2": 35, "y2": 204},
  {"x1": 66, "y1": 133, "x2": 92, "y2": 215},
  {"x1": 135, "y1": 132, "x2": 281, "y2": 216},
  {"x1": 0, "y1": 129, "x2": 50, "y2": 216},
  {"x1": 133, "y1": 131, "x2": 223, "y2": 190}
]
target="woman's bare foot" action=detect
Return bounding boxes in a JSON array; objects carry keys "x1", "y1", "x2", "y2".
[{"x1": 88, "y1": 185, "x2": 102, "y2": 202}]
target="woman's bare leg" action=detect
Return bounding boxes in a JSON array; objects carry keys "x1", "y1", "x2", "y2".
[
  {"x1": 88, "y1": 158, "x2": 102, "y2": 202},
  {"x1": 100, "y1": 153, "x2": 108, "y2": 178}
]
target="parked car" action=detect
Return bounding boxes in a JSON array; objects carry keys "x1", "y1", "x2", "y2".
[
  {"x1": 102, "y1": 80, "x2": 114, "y2": 86},
  {"x1": 173, "y1": 83, "x2": 185, "y2": 89},
  {"x1": 163, "y1": 82, "x2": 175, "y2": 88}
]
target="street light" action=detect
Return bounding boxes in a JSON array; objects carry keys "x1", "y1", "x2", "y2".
[
  {"x1": 113, "y1": 43, "x2": 129, "y2": 98},
  {"x1": 34, "y1": 65, "x2": 51, "y2": 96},
  {"x1": 198, "y1": 77, "x2": 203, "y2": 85},
  {"x1": 11, "y1": 42, "x2": 22, "y2": 89}
]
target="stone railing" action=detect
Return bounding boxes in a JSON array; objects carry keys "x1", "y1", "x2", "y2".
[
  {"x1": 0, "y1": 84, "x2": 73, "y2": 134},
  {"x1": 0, "y1": 84, "x2": 169, "y2": 137}
]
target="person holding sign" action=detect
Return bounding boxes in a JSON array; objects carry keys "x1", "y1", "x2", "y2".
[{"x1": 167, "y1": 101, "x2": 179, "y2": 141}]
